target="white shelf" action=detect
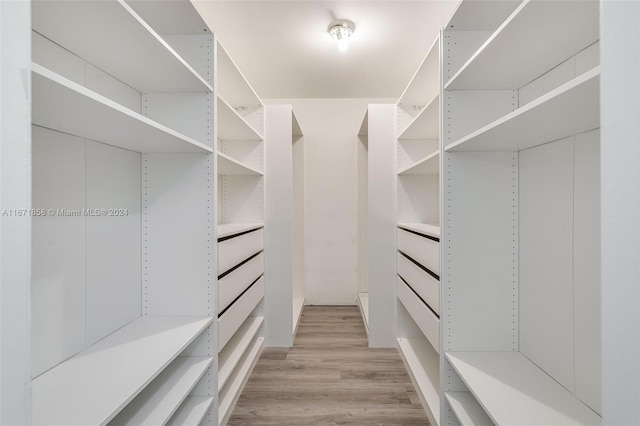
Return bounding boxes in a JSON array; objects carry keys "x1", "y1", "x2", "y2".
[
  {"x1": 397, "y1": 223, "x2": 441, "y2": 239},
  {"x1": 32, "y1": 64, "x2": 212, "y2": 153},
  {"x1": 110, "y1": 356, "x2": 213, "y2": 425},
  {"x1": 216, "y1": 41, "x2": 262, "y2": 109},
  {"x1": 357, "y1": 293, "x2": 369, "y2": 336},
  {"x1": 447, "y1": 0, "x2": 522, "y2": 31},
  {"x1": 217, "y1": 95, "x2": 264, "y2": 141},
  {"x1": 217, "y1": 223, "x2": 264, "y2": 240},
  {"x1": 445, "y1": 352, "x2": 602, "y2": 425},
  {"x1": 398, "y1": 95, "x2": 439, "y2": 140},
  {"x1": 446, "y1": 0, "x2": 599, "y2": 90},
  {"x1": 398, "y1": 36, "x2": 440, "y2": 107},
  {"x1": 445, "y1": 392, "x2": 493, "y2": 426},
  {"x1": 446, "y1": 68, "x2": 600, "y2": 152},
  {"x1": 218, "y1": 337, "x2": 264, "y2": 425},
  {"x1": 398, "y1": 151, "x2": 439, "y2": 175},
  {"x1": 166, "y1": 396, "x2": 214, "y2": 426},
  {"x1": 31, "y1": 0, "x2": 211, "y2": 93},
  {"x1": 32, "y1": 316, "x2": 213, "y2": 426},
  {"x1": 397, "y1": 338, "x2": 440, "y2": 426},
  {"x1": 217, "y1": 152, "x2": 263, "y2": 176},
  {"x1": 218, "y1": 316, "x2": 264, "y2": 392}
]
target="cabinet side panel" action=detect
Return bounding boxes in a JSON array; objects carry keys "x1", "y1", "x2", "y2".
[
  {"x1": 519, "y1": 137, "x2": 575, "y2": 392},
  {"x1": 85, "y1": 141, "x2": 141, "y2": 346},
  {"x1": 143, "y1": 153, "x2": 214, "y2": 316},
  {"x1": 31, "y1": 126, "x2": 86, "y2": 376},
  {"x1": 573, "y1": 129, "x2": 601, "y2": 414}
]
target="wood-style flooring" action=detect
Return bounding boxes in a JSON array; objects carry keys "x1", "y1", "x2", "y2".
[{"x1": 227, "y1": 305, "x2": 429, "y2": 425}]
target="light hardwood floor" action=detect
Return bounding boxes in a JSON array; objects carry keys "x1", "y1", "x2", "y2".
[{"x1": 227, "y1": 305, "x2": 430, "y2": 425}]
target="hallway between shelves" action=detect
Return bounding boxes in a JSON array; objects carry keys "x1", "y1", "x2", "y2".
[{"x1": 227, "y1": 305, "x2": 429, "y2": 425}]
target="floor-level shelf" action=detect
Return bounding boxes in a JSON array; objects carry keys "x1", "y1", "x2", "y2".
[
  {"x1": 218, "y1": 316, "x2": 264, "y2": 392},
  {"x1": 110, "y1": 356, "x2": 213, "y2": 425},
  {"x1": 445, "y1": 351, "x2": 601, "y2": 425},
  {"x1": 32, "y1": 316, "x2": 212, "y2": 426},
  {"x1": 446, "y1": 0, "x2": 599, "y2": 90},
  {"x1": 166, "y1": 396, "x2": 214, "y2": 426},
  {"x1": 32, "y1": 64, "x2": 212, "y2": 153},
  {"x1": 445, "y1": 67, "x2": 600, "y2": 152},
  {"x1": 357, "y1": 292, "x2": 370, "y2": 336},
  {"x1": 445, "y1": 392, "x2": 493, "y2": 426},
  {"x1": 217, "y1": 152, "x2": 263, "y2": 176}
]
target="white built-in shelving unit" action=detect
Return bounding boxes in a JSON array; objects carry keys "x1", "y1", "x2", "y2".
[
  {"x1": 264, "y1": 105, "x2": 305, "y2": 346},
  {"x1": 394, "y1": 34, "x2": 442, "y2": 426},
  {"x1": 441, "y1": 1, "x2": 601, "y2": 425},
  {"x1": 30, "y1": 0, "x2": 217, "y2": 424}
]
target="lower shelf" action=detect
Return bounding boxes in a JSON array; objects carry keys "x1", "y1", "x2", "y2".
[
  {"x1": 218, "y1": 316, "x2": 264, "y2": 392},
  {"x1": 357, "y1": 292, "x2": 369, "y2": 336},
  {"x1": 445, "y1": 351, "x2": 601, "y2": 425},
  {"x1": 397, "y1": 277, "x2": 440, "y2": 353},
  {"x1": 397, "y1": 337, "x2": 440, "y2": 426},
  {"x1": 445, "y1": 392, "x2": 493, "y2": 426},
  {"x1": 166, "y1": 396, "x2": 214, "y2": 425},
  {"x1": 218, "y1": 336, "x2": 264, "y2": 425},
  {"x1": 32, "y1": 316, "x2": 212, "y2": 426}
]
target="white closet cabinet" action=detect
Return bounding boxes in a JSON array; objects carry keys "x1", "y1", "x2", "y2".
[
  {"x1": 264, "y1": 105, "x2": 305, "y2": 347},
  {"x1": 394, "y1": 35, "x2": 442, "y2": 426},
  {"x1": 358, "y1": 105, "x2": 397, "y2": 347},
  {"x1": 30, "y1": 0, "x2": 216, "y2": 424},
  {"x1": 441, "y1": 1, "x2": 601, "y2": 424}
]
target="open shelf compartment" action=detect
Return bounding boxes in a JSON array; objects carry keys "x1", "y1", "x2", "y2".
[{"x1": 166, "y1": 396, "x2": 214, "y2": 426}]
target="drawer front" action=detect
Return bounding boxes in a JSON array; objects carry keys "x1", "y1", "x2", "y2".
[
  {"x1": 397, "y1": 252, "x2": 440, "y2": 315},
  {"x1": 397, "y1": 228, "x2": 439, "y2": 276},
  {"x1": 218, "y1": 228, "x2": 263, "y2": 275},
  {"x1": 219, "y1": 252, "x2": 264, "y2": 312},
  {"x1": 218, "y1": 276, "x2": 264, "y2": 352},
  {"x1": 397, "y1": 276, "x2": 439, "y2": 353}
]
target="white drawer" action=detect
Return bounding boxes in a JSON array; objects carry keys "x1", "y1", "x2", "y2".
[
  {"x1": 397, "y1": 252, "x2": 440, "y2": 315},
  {"x1": 397, "y1": 276, "x2": 439, "y2": 353},
  {"x1": 218, "y1": 228, "x2": 263, "y2": 275},
  {"x1": 397, "y1": 228, "x2": 439, "y2": 276},
  {"x1": 219, "y1": 252, "x2": 264, "y2": 312},
  {"x1": 218, "y1": 276, "x2": 264, "y2": 352}
]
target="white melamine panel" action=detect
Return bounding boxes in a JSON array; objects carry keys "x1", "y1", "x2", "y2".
[
  {"x1": 85, "y1": 141, "x2": 141, "y2": 346},
  {"x1": 399, "y1": 151, "x2": 440, "y2": 175},
  {"x1": 446, "y1": 1, "x2": 521, "y2": 32},
  {"x1": 219, "y1": 253, "x2": 264, "y2": 312},
  {"x1": 398, "y1": 228, "x2": 439, "y2": 276},
  {"x1": 397, "y1": 338, "x2": 440, "y2": 426},
  {"x1": 218, "y1": 277, "x2": 264, "y2": 351},
  {"x1": 397, "y1": 139, "x2": 439, "y2": 171},
  {"x1": 32, "y1": 64, "x2": 212, "y2": 153},
  {"x1": 218, "y1": 228, "x2": 264, "y2": 275},
  {"x1": 398, "y1": 95, "x2": 439, "y2": 141},
  {"x1": 444, "y1": 89, "x2": 515, "y2": 144},
  {"x1": 444, "y1": 152, "x2": 517, "y2": 351},
  {"x1": 217, "y1": 223, "x2": 263, "y2": 239},
  {"x1": 576, "y1": 41, "x2": 600, "y2": 76},
  {"x1": 31, "y1": 126, "x2": 86, "y2": 377},
  {"x1": 573, "y1": 130, "x2": 601, "y2": 413},
  {"x1": 292, "y1": 130, "x2": 305, "y2": 314},
  {"x1": 445, "y1": 352, "x2": 601, "y2": 425},
  {"x1": 397, "y1": 252, "x2": 440, "y2": 315},
  {"x1": 398, "y1": 36, "x2": 440, "y2": 109},
  {"x1": 32, "y1": 316, "x2": 212, "y2": 426},
  {"x1": 445, "y1": 392, "x2": 493, "y2": 426},
  {"x1": 219, "y1": 175, "x2": 264, "y2": 224},
  {"x1": 143, "y1": 154, "x2": 214, "y2": 317},
  {"x1": 109, "y1": 356, "x2": 213, "y2": 426},
  {"x1": 518, "y1": 56, "x2": 576, "y2": 107},
  {"x1": 446, "y1": 69, "x2": 600, "y2": 152},
  {"x1": 31, "y1": 0, "x2": 212, "y2": 92},
  {"x1": 215, "y1": 42, "x2": 262, "y2": 110},
  {"x1": 31, "y1": 30, "x2": 85, "y2": 86},
  {"x1": 397, "y1": 174, "x2": 439, "y2": 224},
  {"x1": 166, "y1": 396, "x2": 214, "y2": 426},
  {"x1": 218, "y1": 337, "x2": 264, "y2": 425},
  {"x1": 443, "y1": 31, "x2": 494, "y2": 84},
  {"x1": 218, "y1": 316, "x2": 263, "y2": 392},
  {"x1": 446, "y1": 0, "x2": 599, "y2": 90},
  {"x1": 218, "y1": 151, "x2": 263, "y2": 176},
  {"x1": 218, "y1": 95, "x2": 264, "y2": 141},
  {"x1": 397, "y1": 278, "x2": 439, "y2": 353},
  {"x1": 519, "y1": 137, "x2": 575, "y2": 393},
  {"x1": 160, "y1": 35, "x2": 214, "y2": 87},
  {"x1": 144, "y1": 92, "x2": 212, "y2": 145},
  {"x1": 86, "y1": 63, "x2": 141, "y2": 113},
  {"x1": 358, "y1": 124, "x2": 368, "y2": 297},
  {"x1": 220, "y1": 139, "x2": 264, "y2": 173},
  {"x1": 398, "y1": 223, "x2": 440, "y2": 239}
]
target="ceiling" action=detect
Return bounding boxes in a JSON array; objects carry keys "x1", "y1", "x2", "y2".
[{"x1": 192, "y1": 1, "x2": 460, "y2": 99}]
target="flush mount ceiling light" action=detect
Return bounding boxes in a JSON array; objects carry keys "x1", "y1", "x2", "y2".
[{"x1": 328, "y1": 20, "x2": 355, "y2": 52}]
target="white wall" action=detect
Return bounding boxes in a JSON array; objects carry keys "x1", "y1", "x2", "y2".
[{"x1": 264, "y1": 98, "x2": 392, "y2": 305}]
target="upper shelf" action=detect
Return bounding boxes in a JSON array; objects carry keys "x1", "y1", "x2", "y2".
[
  {"x1": 32, "y1": 316, "x2": 213, "y2": 426},
  {"x1": 398, "y1": 223, "x2": 440, "y2": 239},
  {"x1": 32, "y1": 64, "x2": 213, "y2": 153},
  {"x1": 398, "y1": 151, "x2": 439, "y2": 175},
  {"x1": 217, "y1": 95, "x2": 264, "y2": 141},
  {"x1": 31, "y1": 0, "x2": 212, "y2": 93},
  {"x1": 446, "y1": 351, "x2": 601, "y2": 425},
  {"x1": 398, "y1": 95, "x2": 439, "y2": 140},
  {"x1": 398, "y1": 36, "x2": 440, "y2": 108},
  {"x1": 446, "y1": 0, "x2": 522, "y2": 31},
  {"x1": 446, "y1": 67, "x2": 599, "y2": 152},
  {"x1": 217, "y1": 41, "x2": 262, "y2": 110},
  {"x1": 446, "y1": 0, "x2": 599, "y2": 90},
  {"x1": 218, "y1": 152, "x2": 264, "y2": 176},
  {"x1": 217, "y1": 223, "x2": 264, "y2": 239}
]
